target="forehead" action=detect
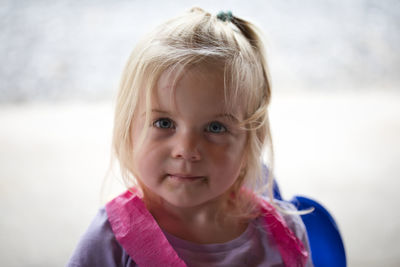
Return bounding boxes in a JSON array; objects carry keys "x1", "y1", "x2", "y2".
[
  {"x1": 159, "y1": 64, "x2": 221, "y2": 89},
  {"x1": 152, "y1": 66, "x2": 220, "y2": 107},
  {"x1": 153, "y1": 64, "x2": 240, "y2": 115}
]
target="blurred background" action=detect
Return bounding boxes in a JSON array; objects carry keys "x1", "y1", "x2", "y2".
[{"x1": 0, "y1": 0, "x2": 399, "y2": 266}]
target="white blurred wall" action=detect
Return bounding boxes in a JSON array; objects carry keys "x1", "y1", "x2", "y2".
[{"x1": 1, "y1": 0, "x2": 399, "y2": 102}]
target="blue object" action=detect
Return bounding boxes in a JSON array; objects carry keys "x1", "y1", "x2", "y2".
[
  {"x1": 290, "y1": 196, "x2": 347, "y2": 267},
  {"x1": 262, "y1": 164, "x2": 346, "y2": 266},
  {"x1": 272, "y1": 181, "x2": 282, "y2": 200}
]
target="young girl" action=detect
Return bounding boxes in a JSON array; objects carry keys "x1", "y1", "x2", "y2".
[{"x1": 68, "y1": 8, "x2": 313, "y2": 267}]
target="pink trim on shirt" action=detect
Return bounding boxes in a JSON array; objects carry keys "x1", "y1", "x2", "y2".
[
  {"x1": 106, "y1": 190, "x2": 187, "y2": 267},
  {"x1": 260, "y1": 199, "x2": 309, "y2": 266},
  {"x1": 106, "y1": 189, "x2": 308, "y2": 267}
]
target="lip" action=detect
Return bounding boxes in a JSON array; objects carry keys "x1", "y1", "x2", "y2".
[{"x1": 167, "y1": 174, "x2": 205, "y2": 182}]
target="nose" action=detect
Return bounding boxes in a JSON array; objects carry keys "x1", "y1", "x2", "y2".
[{"x1": 171, "y1": 130, "x2": 201, "y2": 162}]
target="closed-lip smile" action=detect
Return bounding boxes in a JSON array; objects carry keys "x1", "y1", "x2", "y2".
[{"x1": 167, "y1": 173, "x2": 205, "y2": 181}]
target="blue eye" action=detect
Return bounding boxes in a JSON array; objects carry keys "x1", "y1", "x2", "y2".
[
  {"x1": 207, "y1": 121, "x2": 227, "y2": 133},
  {"x1": 153, "y1": 118, "x2": 174, "y2": 129}
]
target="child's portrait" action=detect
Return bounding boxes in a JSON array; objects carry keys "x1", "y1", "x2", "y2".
[{"x1": 1, "y1": 1, "x2": 399, "y2": 266}]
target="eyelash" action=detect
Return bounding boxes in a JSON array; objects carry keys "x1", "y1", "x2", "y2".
[
  {"x1": 152, "y1": 118, "x2": 228, "y2": 134},
  {"x1": 206, "y1": 121, "x2": 227, "y2": 133},
  {"x1": 153, "y1": 118, "x2": 175, "y2": 129}
]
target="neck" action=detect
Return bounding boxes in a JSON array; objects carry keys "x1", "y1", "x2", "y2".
[
  {"x1": 145, "y1": 190, "x2": 228, "y2": 226},
  {"x1": 144, "y1": 192, "x2": 248, "y2": 244}
]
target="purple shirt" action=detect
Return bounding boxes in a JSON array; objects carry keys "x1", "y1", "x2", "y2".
[{"x1": 68, "y1": 201, "x2": 313, "y2": 266}]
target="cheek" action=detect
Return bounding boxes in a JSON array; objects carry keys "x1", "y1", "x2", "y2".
[
  {"x1": 133, "y1": 138, "x2": 170, "y2": 181},
  {"x1": 135, "y1": 144, "x2": 157, "y2": 171},
  {"x1": 208, "y1": 138, "x2": 247, "y2": 173}
]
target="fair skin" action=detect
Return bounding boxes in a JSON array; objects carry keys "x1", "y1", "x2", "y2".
[{"x1": 131, "y1": 64, "x2": 248, "y2": 244}]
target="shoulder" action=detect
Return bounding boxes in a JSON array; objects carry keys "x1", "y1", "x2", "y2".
[{"x1": 67, "y1": 207, "x2": 133, "y2": 267}]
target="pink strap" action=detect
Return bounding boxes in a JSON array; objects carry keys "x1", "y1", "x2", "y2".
[
  {"x1": 106, "y1": 189, "x2": 307, "y2": 266},
  {"x1": 105, "y1": 190, "x2": 187, "y2": 267},
  {"x1": 260, "y1": 199, "x2": 309, "y2": 267}
]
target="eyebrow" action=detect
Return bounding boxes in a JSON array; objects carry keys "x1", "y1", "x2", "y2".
[
  {"x1": 151, "y1": 109, "x2": 170, "y2": 115},
  {"x1": 214, "y1": 113, "x2": 239, "y2": 123},
  {"x1": 140, "y1": 109, "x2": 168, "y2": 117},
  {"x1": 148, "y1": 109, "x2": 239, "y2": 122}
]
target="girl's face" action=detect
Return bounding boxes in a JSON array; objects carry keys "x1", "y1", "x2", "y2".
[{"x1": 132, "y1": 65, "x2": 247, "y2": 208}]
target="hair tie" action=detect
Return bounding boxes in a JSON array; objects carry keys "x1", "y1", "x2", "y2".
[{"x1": 217, "y1": 10, "x2": 233, "y2": 22}]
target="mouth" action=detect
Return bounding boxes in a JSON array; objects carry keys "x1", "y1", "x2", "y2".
[{"x1": 167, "y1": 174, "x2": 206, "y2": 182}]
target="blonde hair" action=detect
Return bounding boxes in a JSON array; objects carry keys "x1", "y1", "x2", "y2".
[{"x1": 111, "y1": 7, "x2": 275, "y2": 218}]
